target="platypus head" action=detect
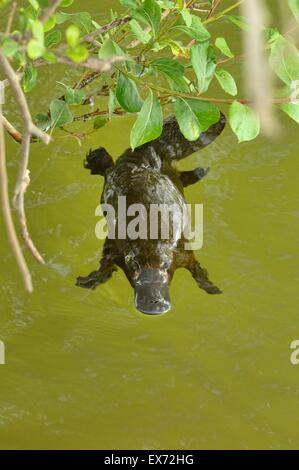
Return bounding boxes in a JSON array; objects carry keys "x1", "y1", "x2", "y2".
[
  {"x1": 134, "y1": 266, "x2": 171, "y2": 315},
  {"x1": 124, "y1": 246, "x2": 173, "y2": 315}
]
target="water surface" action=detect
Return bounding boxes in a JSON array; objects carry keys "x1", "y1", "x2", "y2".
[{"x1": 0, "y1": 0, "x2": 299, "y2": 450}]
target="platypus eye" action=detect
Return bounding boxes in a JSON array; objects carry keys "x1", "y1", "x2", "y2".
[{"x1": 162, "y1": 261, "x2": 171, "y2": 270}]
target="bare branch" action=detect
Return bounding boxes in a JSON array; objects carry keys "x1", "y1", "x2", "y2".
[
  {"x1": 0, "y1": 113, "x2": 22, "y2": 143},
  {"x1": 39, "y1": 0, "x2": 62, "y2": 24},
  {"x1": 83, "y1": 16, "x2": 131, "y2": 45},
  {"x1": 55, "y1": 54, "x2": 125, "y2": 72},
  {"x1": 0, "y1": 51, "x2": 50, "y2": 264},
  {"x1": 0, "y1": 110, "x2": 33, "y2": 293},
  {"x1": 5, "y1": 1, "x2": 17, "y2": 35},
  {"x1": 23, "y1": 0, "x2": 62, "y2": 41},
  {"x1": 241, "y1": 0, "x2": 277, "y2": 135},
  {"x1": 73, "y1": 107, "x2": 125, "y2": 122},
  {"x1": 128, "y1": 9, "x2": 170, "y2": 49},
  {"x1": 206, "y1": 0, "x2": 221, "y2": 20}
]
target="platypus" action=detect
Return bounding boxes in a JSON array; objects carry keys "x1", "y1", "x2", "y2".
[{"x1": 76, "y1": 113, "x2": 226, "y2": 315}]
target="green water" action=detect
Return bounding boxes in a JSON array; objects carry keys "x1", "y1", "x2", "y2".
[{"x1": 0, "y1": 0, "x2": 299, "y2": 450}]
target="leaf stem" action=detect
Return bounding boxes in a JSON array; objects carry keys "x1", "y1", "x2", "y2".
[
  {"x1": 203, "y1": 0, "x2": 245, "y2": 25},
  {"x1": 117, "y1": 66, "x2": 294, "y2": 106}
]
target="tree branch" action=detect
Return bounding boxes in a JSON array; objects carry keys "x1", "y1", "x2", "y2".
[
  {"x1": 5, "y1": 1, "x2": 17, "y2": 35},
  {"x1": 0, "y1": 113, "x2": 22, "y2": 143},
  {"x1": 39, "y1": 0, "x2": 62, "y2": 24},
  {"x1": 0, "y1": 109, "x2": 33, "y2": 292},
  {"x1": 83, "y1": 16, "x2": 131, "y2": 45},
  {"x1": 0, "y1": 51, "x2": 50, "y2": 264},
  {"x1": 54, "y1": 53, "x2": 125, "y2": 72}
]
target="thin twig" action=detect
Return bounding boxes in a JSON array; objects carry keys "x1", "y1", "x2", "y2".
[
  {"x1": 73, "y1": 107, "x2": 125, "y2": 122},
  {"x1": 54, "y1": 53, "x2": 125, "y2": 72},
  {"x1": 117, "y1": 66, "x2": 294, "y2": 105},
  {"x1": 128, "y1": 9, "x2": 171, "y2": 49},
  {"x1": 23, "y1": 0, "x2": 62, "y2": 41},
  {"x1": 0, "y1": 113, "x2": 22, "y2": 143},
  {"x1": 0, "y1": 110, "x2": 33, "y2": 293},
  {"x1": 0, "y1": 51, "x2": 50, "y2": 264},
  {"x1": 206, "y1": 0, "x2": 221, "y2": 20},
  {"x1": 83, "y1": 16, "x2": 131, "y2": 44},
  {"x1": 39, "y1": 0, "x2": 62, "y2": 24},
  {"x1": 5, "y1": 1, "x2": 17, "y2": 35}
]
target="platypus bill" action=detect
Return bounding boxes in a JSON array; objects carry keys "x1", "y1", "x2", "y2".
[{"x1": 76, "y1": 114, "x2": 226, "y2": 315}]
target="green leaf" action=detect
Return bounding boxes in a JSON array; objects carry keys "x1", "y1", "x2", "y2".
[
  {"x1": 93, "y1": 116, "x2": 109, "y2": 129},
  {"x1": 66, "y1": 45, "x2": 88, "y2": 62},
  {"x1": 42, "y1": 51, "x2": 57, "y2": 62},
  {"x1": 226, "y1": 14, "x2": 249, "y2": 31},
  {"x1": 27, "y1": 39, "x2": 46, "y2": 59},
  {"x1": 130, "y1": 91, "x2": 163, "y2": 150},
  {"x1": 98, "y1": 37, "x2": 125, "y2": 60},
  {"x1": 269, "y1": 36, "x2": 299, "y2": 86},
  {"x1": 49, "y1": 99, "x2": 73, "y2": 127},
  {"x1": 64, "y1": 88, "x2": 86, "y2": 105},
  {"x1": 120, "y1": 0, "x2": 139, "y2": 8},
  {"x1": 181, "y1": 8, "x2": 192, "y2": 26},
  {"x1": 167, "y1": 75, "x2": 190, "y2": 93},
  {"x1": 288, "y1": 0, "x2": 299, "y2": 23},
  {"x1": 279, "y1": 102, "x2": 299, "y2": 123},
  {"x1": 108, "y1": 90, "x2": 117, "y2": 118},
  {"x1": 130, "y1": 19, "x2": 151, "y2": 44},
  {"x1": 229, "y1": 101, "x2": 260, "y2": 143},
  {"x1": 133, "y1": 0, "x2": 161, "y2": 34},
  {"x1": 116, "y1": 73, "x2": 143, "y2": 113},
  {"x1": 176, "y1": 0, "x2": 185, "y2": 9},
  {"x1": 22, "y1": 64, "x2": 38, "y2": 93},
  {"x1": 28, "y1": 0, "x2": 39, "y2": 11},
  {"x1": 31, "y1": 20, "x2": 44, "y2": 42},
  {"x1": 149, "y1": 57, "x2": 188, "y2": 91},
  {"x1": 191, "y1": 42, "x2": 216, "y2": 94},
  {"x1": 45, "y1": 30, "x2": 61, "y2": 48},
  {"x1": 264, "y1": 27, "x2": 281, "y2": 46},
  {"x1": 1, "y1": 38, "x2": 18, "y2": 57},
  {"x1": 60, "y1": 0, "x2": 74, "y2": 6},
  {"x1": 215, "y1": 37, "x2": 234, "y2": 58},
  {"x1": 174, "y1": 15, "x2": 210, "y2": 42},
  {"x1": 175, "y1": 98, "x2": 220, "y2": 141},
  {"x1": 56, "y1": 11, "x2": 93, "y2": 33},
  {"x1": 35, "y1": 113, "x2": 52, "y2": 132},
  {"x1": 66, "y1": 24, "x2": 80, "y2": 48},
  {"x1": 44, "y1": 14, "x2": 56, "y2": 32},
  {"x1": 150, "y1": 58, "x2": 184, "y2": 78},
  {"x1": 215, "y1": 69, "x2": 237, "y2": 96}
]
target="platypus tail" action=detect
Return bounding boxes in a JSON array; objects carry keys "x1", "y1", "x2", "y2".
[{"x1": 154, "y1": 112, "x2": 226, "y2": 162}]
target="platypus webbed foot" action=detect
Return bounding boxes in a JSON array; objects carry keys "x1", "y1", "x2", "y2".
[
  {"x1": 84, "y1": 147, "x2": 114, "y2": 176},
  {"x1": 76, "y1": 267, "x2": 117, "y2": 290},
  {"x1": 189, "y1": 261, "x2": 222, "y2": 295},
  {"x1": 180, "y1": 167, "x2": 210, "y2": 187}
]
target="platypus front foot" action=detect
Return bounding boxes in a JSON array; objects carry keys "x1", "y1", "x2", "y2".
[{"x1": 76, "y1": 267, "x2": 116, "y2": 290}]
